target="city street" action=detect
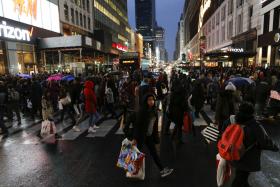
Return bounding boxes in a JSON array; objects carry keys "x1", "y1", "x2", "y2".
[{"x1": 1, "y1": 107, "x2": 279, "y2": 187}]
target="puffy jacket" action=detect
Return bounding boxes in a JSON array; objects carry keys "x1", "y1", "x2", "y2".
[{"x1": 84, "y1": 80, "x2": 97, "y2": 113}]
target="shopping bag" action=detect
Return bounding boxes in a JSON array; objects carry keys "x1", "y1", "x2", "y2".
[
  {"x1": 60, "y1": 95, "x2": 71, "y2": 105},
  {"x1": 126, "y1": 157, "x2": 145, "y2": 180},
  {"x1": 216, "y1": 154, "x2": 231, "y2": 187},
  {"x1": 182, "y1": 112, "x2": 192, "y2": 133},
  {"x1": 201, "y1": 123, "x2": 220, "y2": 144},
  {"x1": 27, "y1": 99, "x2": 32, "y2": 109},
  {"x1": 270, "y1": 90, "x2": 280, "y2": 101},
  {"x1": 117, "y1": 138, "x2": 145, "y2": 174},
  {"x1": 40, "y1": 120, "x2": 57, "y2": 144}
]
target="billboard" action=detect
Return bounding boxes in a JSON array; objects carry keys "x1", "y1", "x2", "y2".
[{"x1": 0, "y1": 0, "x2": 60, "y2": 33}]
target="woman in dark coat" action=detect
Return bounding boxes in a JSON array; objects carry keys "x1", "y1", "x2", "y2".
[
  {"x1": 133, "y1": 94, "x2": 173, "y2": 178},
  {"x1": 191, "y1": 81, "x2": 205, "y2": 118},
  {"x1": 231, "y1": 102, "x2": 279, "y2": 187}
]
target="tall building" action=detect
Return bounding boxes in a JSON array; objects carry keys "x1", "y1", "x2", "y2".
[
  {"x1": 154, "y1": 27, "x2": 167, "y2": 62},
  {"x1": 93, "y1": 0, "x2": 131, "y2": 66},
  {"x1": 135, "y1": 0, "x2": 157, "y2": 58}
]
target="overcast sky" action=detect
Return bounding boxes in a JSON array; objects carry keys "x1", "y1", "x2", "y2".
[{"x1": 128, "y1": 0, "x2": 185, "y2": 60}]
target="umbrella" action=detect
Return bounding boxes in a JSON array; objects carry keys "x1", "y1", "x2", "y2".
[
  {"x1": 16, "y1": 73, "x2": 32, "y2": 79},
  {"x1": 226, "y1": 77, "x2": 254, "y2": 87},
  {"x1": 47, "y1": 74, "x2": 63, "y2": 81},
  {"x1": 61, "y1": 75, "x2": 75, "y2": 82}
]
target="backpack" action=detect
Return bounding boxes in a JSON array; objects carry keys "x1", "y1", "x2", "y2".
[{"x1": 218, "y1": 124, "x2": 245, "y2": 161}]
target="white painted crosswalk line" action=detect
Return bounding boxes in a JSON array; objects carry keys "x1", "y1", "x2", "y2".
[
  {"x1": 86, "y1": 119, "x2": 117, "y2": 138},
  {"x1": 60, "y1": 119, "x2": 89, "y2": 140},
  {"x1": 194, "y1": 114, "x2": 208, "y2": 126}
]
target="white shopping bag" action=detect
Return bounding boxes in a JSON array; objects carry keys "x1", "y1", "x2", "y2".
[
  {"x1": 58, "y1": 101, "x2": 63, "y2": 110},
  {"x1": 126, "y1": 157, "x2": 145, "y2": 180},
  {"x1": 216, "y1": 154, "x2": 231, "y2": 187},
  {"x1": 40, "y1": 120, "x2": 57, "y2": 144}
]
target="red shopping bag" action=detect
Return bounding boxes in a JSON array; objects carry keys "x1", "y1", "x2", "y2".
[{"x1": 182, "y1": 112, "x2": 192, "y2": 133}]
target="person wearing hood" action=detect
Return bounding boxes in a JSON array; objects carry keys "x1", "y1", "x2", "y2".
[
  {"x1": 83, "y1": 80, "x2": 100, "y2": 133},
  {"x1": 132, "y1": 94, "x2": 174, "y2": 178},
  {"x1": 215, "y1": 82, "x2": 236, "y2": 130},
  {"x1": 231, "y1": 102, "x2": 279, "y2": 187}
]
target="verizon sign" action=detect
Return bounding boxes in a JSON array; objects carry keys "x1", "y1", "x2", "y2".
[
  {"x1": 0, "y1": 21, "x2": 32, "y2": 41},
  {"x1": 0, "y1": 0, "x2": 60, "y2": 33}
]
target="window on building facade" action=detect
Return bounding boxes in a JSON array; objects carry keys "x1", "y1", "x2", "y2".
[
  {"x1": 216, "y1": 30, "x2": 219, "y2": 45},
  {"x1": 236, "y1": 0, "x2": 244, "y2": 8},
  {"x1": 222, "y1": 25, "x2": 226, "y2": 41},
  {"x1": 264, "y1": 12, "x2": 270, "y2": 33},
  {"x1": 249, "y1": 6, "x2": 253, "y2": 30},
  {"x1": 82, "y1": 0, "x2": 85, "y2": 10},
  {"x1": 84, "y1": 15, "x2": 87, "y2": 28},
  {"x1": 228, "y1": 0, "x2": 233, "y2": 15},
  {"x1": 87, "y1": 0, "x2": 89, "y2": 12},
  {"x1": 273, "y1": 6, "x2": 280, "y2": 30},
  {"x1": 208, "y1": 21, "x2": 211, "y2": 33},
  {"x1": 64, "y1": 4, "x2": 69, "y2": 21},
  {"x1": 221, "y1": 6, "x2": 226, "y2": 21},
  {"x1": 71, "y1": 8, "x2": 75, "y2": 23},
  {"x1": 228, "y1": 20, "x2": 233, "y2": 39},
  {"x1": 237, "y1": 14, "x2": 243, "y2": 34},
  {"x1": 216, "y1": 12, "x2": 220, "y2": 25},
  {"x1": 88, "y1": 17, "x2": 91, "y2": 30},
  {"x1": 75, "y1": 10, "x2": 79, "y2": 25},
  {"x1": 212, "y1": 33, "x2": 215, "y2": 47},
  {"x1": 212, "y1": 17, "x2": 215, "y2": 29},
  {"x1": 80, "y1": 13, "x2": 83, "y2": 27}
]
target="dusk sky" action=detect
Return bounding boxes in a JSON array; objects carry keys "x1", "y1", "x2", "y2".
[{"x1": 128, "y1": 0, "x2": 185, "y2": 60}]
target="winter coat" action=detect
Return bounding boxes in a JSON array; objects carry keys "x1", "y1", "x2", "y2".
[
  {"x1": 169, "y1": 87, "x2": 188, "y2": 124},
  {"x1": 191, "y1": 82, "x2": 205, "y2": 110},
  {"x1": 84, "y1": 80, "x2": 97, "y2": 113},
  {"x1": 232, "y1": 119, "x2": 278, "y2": 172},
  {"x1": 215, "y1": 90, "x2": 235, "y2": 125},
  {"x1": 133, "y1": 95, "x2": 159, "y2": 148},
  {"x1": 255, "y1": 80, "x2": 270, "y2": 104}
]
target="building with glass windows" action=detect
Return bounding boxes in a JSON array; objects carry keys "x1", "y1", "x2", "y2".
[{"x1": 0, "y1": 0, "x2": 61, "y2": 75}]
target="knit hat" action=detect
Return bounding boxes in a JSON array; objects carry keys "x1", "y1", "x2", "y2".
[{"x1": 225, "y1": 82, "x2": 236, "y2": 91}]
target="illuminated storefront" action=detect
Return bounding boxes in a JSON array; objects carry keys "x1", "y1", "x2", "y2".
[{"x1": 0, "y1": 0, "x2": 60, "y2": 74}]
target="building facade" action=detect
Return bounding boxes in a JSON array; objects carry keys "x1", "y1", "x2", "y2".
[
  {"x1": 0, "y1": 0, "x2": 61, "y2": 74},
  {"x1": 178, "y1": 0, "x2": 263, "y2": 68},
  {"x1": 258, "y1": 0, "x2": 280, "y2": 66}
]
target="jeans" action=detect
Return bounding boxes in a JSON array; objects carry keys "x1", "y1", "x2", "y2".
[{"x1": 88, "y1": 112, "x2": 100, "y2": 127}]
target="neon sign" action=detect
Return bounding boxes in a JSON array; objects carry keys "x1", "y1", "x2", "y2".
[
  {"x1": 0, "y1": 21, "x2": 32, "y2": 41},
  {"x1": 112, "y1": 43, "x2": 128, "y2": 52}
]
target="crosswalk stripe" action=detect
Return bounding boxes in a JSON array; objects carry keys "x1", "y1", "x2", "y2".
[
  {"x1": 60, "y1": 119, "x2": 89, "y2": 140},
  {"x1": 86, "y1": 119, "x2": 117, "y2": 138}
]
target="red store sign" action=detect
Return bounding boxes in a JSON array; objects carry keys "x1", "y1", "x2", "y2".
[{"x1": 112, "y1": 43, "x2": 128, "y2": 52}]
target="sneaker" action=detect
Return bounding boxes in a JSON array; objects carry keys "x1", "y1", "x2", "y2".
[
  {"x1": 72, "y1": 126, "x2": 81, "y2": 132},
  {"x1": 93, "y1": 125, "x2": 100, "y2": 129},
  {"x1": 88, "y1": 127, "x2": 97, "y2": 133},
  {"x1": 160, "y1": 167, "x2": 174, "y2": 178}
]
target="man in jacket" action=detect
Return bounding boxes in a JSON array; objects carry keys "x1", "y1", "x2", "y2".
[{"x1": 231, "y1": 102, "x2": 279, "y2": 187}]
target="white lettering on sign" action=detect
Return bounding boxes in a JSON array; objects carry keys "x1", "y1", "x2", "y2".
[
  {"x1": 228, "y1": 48, "x2": 244, "y2": 53},
  {"x1": 0, "y1": 21, "x2": 31, "y2": 41}
]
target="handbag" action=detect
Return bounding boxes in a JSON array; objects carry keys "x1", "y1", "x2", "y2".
[
  {"x1": 202, "y1": 123, "x2": 220, "y2": 144},
  {"x1": 182, "y1": 112, "x2": 192, "y2": 133},
  {"x1": 60, "y1": 95, "x2": 71, "y2": 105},
  {"x1": 41, "y1": 120, "x2": 57, "y2": 144}
]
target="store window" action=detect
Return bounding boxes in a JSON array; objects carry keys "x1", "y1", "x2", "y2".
[
  {"x1": 75, "y1": 10, "x2": 79, "y2": 25},
  {"x1": 249, "y1": 6, "x2": 253, "y2": 29},
  {"x1": 71, "y1": 8, "x2": 75, "y2": 23},
  {"x1": 64, "y1": 4, "x2": 69, "y2": 21},
  {"x1": 0, "y1": 48, "x2": 5, "y2": 75}
]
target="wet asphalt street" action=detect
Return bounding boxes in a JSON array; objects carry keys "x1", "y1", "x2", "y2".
[{"x1": 0, "y1": 107, "x2": 279, "y2": 187}]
